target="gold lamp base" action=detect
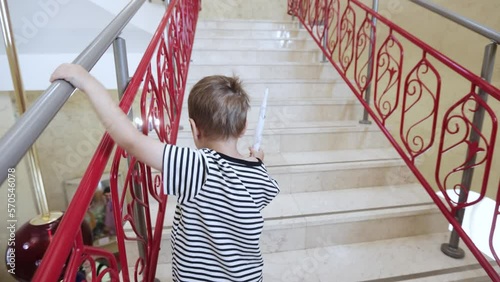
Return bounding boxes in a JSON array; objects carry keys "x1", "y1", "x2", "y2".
[{"x1": 29, "y1": 211, "x2": 63, "y2": 226}]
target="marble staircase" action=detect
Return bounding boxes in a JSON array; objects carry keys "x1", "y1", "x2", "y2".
[{"x1": 126, "y1": 19, "x2": 493, "y2": 281}]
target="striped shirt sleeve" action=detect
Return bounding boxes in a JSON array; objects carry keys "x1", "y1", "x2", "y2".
[{"x1": 162, "y1": 144, "x2": 207, "y2": 204}]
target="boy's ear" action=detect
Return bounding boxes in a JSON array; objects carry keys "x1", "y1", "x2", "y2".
[
  {"x1": 240, "y1": 120, "x2": 248, "y2": 137},
  {"x1": 189, "y1": 118, "x2": 201, "y2": 140}
]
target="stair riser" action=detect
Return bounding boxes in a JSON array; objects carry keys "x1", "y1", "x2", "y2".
[
  {"x1": 178, "y1": 103, "x2": 363, "y2": 124},
  {"x1": 195, "y1": 29, "x2": 311, "y2": 39},
  {"x1": 125, "y1": 211, "x2": 447, "y2": 266},
  {"x1": 262, "y1": 212, "x2": 448, "y2": 254},
  {"x1": 193, "y1": 38, "x2": 319, "y2": 50},
  {"x1": 187, "y1": 64, "x2": 340, "y2": 80},
  {"x1": 176, "y1": 130, "x2": 390, "y2": 153},
  {"x1": 197, "y1": 21, "x2": 298, "y2": 30},
  {"x1": 248, "y1": 103, "x2": 362, "y2": 123},
  {"x1": 185, "y1": 82, "x2": 352, "y2": 100},
  {"x1": 191, "y1": 50, "x2": 321, "y2": 64},
  {"x1": 271, "y1": 164, "x2": 417, "y2": 194}
]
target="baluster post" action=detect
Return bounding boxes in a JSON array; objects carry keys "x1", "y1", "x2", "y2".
[
  {"x1": 112, "y1": 37, "x2": 149, "y2": 267},
  {"x1": 359, "y1": 0, "x2": 378, "y2": 124},
  {"x1": 441, "y1": 41, "x2": 497, "y2": 258}
]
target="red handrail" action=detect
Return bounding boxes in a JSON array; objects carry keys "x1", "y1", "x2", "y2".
[
  {"x1": 33, "y1": 0, "x2": 200, "y2": 281},
  {"x1": 289, "y1": 0, "x2": 499, "y2": 280}
]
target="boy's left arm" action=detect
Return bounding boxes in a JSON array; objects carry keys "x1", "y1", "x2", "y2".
[{"x1": 51, "y1": 63, "x2": 165, "y2": 171}]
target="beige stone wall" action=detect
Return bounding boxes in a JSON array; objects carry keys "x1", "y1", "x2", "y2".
[
  {"x1": 355, "y1": 0, "x2": 500, "y2": 200},
  {"x1": 22, "y1": 90, "x2": 135, "y2": 211},
  {"x1": 0, "y1": 93, "x2": 38, "y2": 282}
]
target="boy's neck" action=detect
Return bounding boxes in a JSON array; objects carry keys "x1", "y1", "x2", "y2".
[{"x1": 202, "y1": 137, "x2": 248, "y2": 160}]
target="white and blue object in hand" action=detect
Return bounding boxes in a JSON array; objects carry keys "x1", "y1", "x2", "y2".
[{"x1": 253, "y1": 88, "x2": 269, "y2": 151}]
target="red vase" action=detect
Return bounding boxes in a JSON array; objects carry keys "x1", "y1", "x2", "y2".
[{"x1": 5, "y1": 213, "x2": 92, "y2": 281}]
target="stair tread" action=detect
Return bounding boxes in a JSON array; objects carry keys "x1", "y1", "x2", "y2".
[
  {"x1": 192, "y1": 47, "x2": 318, "y2": 52},
  {"x1": 194, "y1": 36, "x2": 312, "y2": 43},
  {"x1": 176, "y1": 120, "x2": 378, "y2": 134},
  {"x1": 263, "y1": 183, "x2": 430, "y2": 220},
  {"x1": 179, "y1": 97, "x2": 358, "y2": 107},
  {"x1": 189, "y1": 62, "x2": 329, "y2": 66},
  {"x1": 194, "y1": 37, "x2": 312, "y2": 41},
  {"x1": 264, "y1": 148, "x2": 400, "y2": 167},
  {"x1": 153, "y1": 183, "x2": 429, "y2": 231},
  {"x1": 127, "y1": 172, "x2": 423, "y2": 233},
  {"x1": 263, "y1": 232, "x2": 490, "y2": 281},
  {"x1": 198, "y1": 19, "x2": 296, "y2": 24},
  {"x1": 186, "y1": 78, "x2": 343, "y2": 84},
  {"x1": 153, "y1": 233, "x2": 491, "y2": 281},
  {"x1": 196, "y1": 27, "x2": 305, "y2": 32}
]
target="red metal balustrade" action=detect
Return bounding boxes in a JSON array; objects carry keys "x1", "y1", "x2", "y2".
[
  {"x1": 33, "y1": 0, "x2": 200, "y2": 281},
  {"x1": 288, "y1": 0, "x2": 499, "y2": 280}
]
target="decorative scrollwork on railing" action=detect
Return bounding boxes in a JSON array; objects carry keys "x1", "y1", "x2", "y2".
[
  {"x1": 62, "y1": 230, "x2": 121, "y2": 281},
  {"x1": 339, "y1": 3, "x2": 355, "y2": 73},
  {"x1": 400, "y1": 54, "x2": 441, "y2": 162},
  {"x1": 354, "y1": 12, "x2": 376, "y2": 94},
  {"x1": 33, "y1": 1, "x2": 200, "y2": 281},
  {"x1": 288, "y1": 0, "x2": 500, "y2": 278},
  {"x1": 374, "y1": 31, "x2": 403, "y2": 124},
  {"x1": 493, "y1": 181, "x2": 500, "y2": 266},
  {"x1": 324, "y1": 0, "x2": 341, "y2": 58},
  {"x1": 299, "y1": 0, "x2": 311, "y2": 26},
  {"x1": 108, "y1": 1, "x2": 199, "y2": 280},
  {"x1": 436, "y1": 92, "x2": 497, "y2": 214},
  {"x1": 308, "y1": 0, "x2": 331, "y2": 43}
]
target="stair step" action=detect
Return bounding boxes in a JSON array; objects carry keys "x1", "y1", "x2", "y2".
[
  {"x1": 176, "y1": 121, "x2": 392, "y2": 153},
  {"x1": 193, "y1": 37, "x2": 319, "y2": 50},
  {"x1": 263, "y1": 148, "x2": 417, "y2": 193},
  {"x1": 187, "y1": 62, "x2": 340, "y2": 80},
  {"x1": 178, "y1": 97, "x2": 362, "y2": 123},
  {"x1": 197, "y1": 20, "x2": 298, "y2": 30},
  {"x1": 195, "y1": 28, "x2": 311, "y2": 39},
  {"x1": 185, "y1": 79, "x2": 352, "y2": 100},
  {"x1": 190, "y1": 49, "x2": 322, "y2": 64},
  {"x1": 152, "y1": 232, "x2": 493, "y2": 281},
  {"x1": 264, "y1": 148, "x2": 400, "y2": 168},
  {"x1": 131, "y1": 185, "x2": 445, "y2": 266},
  {"x1": 264, "y1": 233, "x2": 493, "y2": 282},
  {"x1": 262, "y1": 184, "x2": 431, "y2": 220}
]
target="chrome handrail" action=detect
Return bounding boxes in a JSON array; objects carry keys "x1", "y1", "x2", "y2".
[{"x1": 0, "y1": 0, "x2": 146, "y2": 185}]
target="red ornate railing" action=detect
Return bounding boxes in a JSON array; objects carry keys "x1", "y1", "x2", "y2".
[
  {"x1": 289, "y1": 0, "x2": 499, "y2": 280},
  {"x1": 33, "y1": 0, "x2": 200, "y2": 281}
]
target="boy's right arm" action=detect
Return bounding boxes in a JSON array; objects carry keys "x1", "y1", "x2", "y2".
[{"x1": 51, "y1": 64, "x2": 165, "y2": 171}]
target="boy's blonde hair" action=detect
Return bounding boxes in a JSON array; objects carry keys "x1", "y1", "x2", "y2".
[{"x1": 188, "y1": 75, "x2": 250, "y2": 140}]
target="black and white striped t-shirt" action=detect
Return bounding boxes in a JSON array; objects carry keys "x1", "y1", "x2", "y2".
[{"x1": 162, "y1": 144, "x2": 280, "y2": 282}]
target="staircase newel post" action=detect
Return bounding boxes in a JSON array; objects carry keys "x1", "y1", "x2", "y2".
[
  {"x1": 359, "y1": 0, "x2": 378, "y2": 125},
  {"x1": 441, "y1": 41, "x2": 497, "y2": 258},
  {"x1": 112, "y1": 36, "x2": 150, "y2": 269}
]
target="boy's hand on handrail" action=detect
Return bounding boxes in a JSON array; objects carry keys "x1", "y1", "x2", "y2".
[
  {"x1": 50, "y1": 63, "x2": 94, "y2": 92},
  {"x1": 49, "y1": 63, "x2": 165, "y2": 172}
]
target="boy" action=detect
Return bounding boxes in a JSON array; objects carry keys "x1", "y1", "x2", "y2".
[{"x1": 51, "y1": 64, "x2": 280, "y2": 281}]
